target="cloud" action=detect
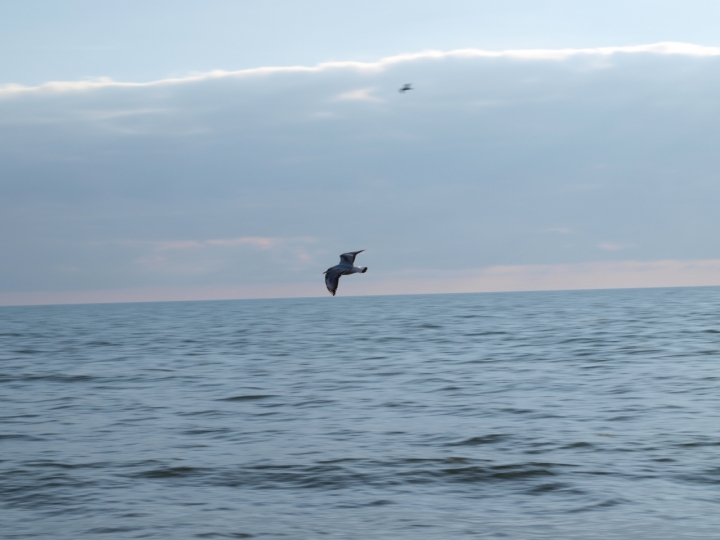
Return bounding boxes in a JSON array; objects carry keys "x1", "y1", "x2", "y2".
[
  {"x1": 335, "y1": 88, "x2": 380, "y2": 102},
  {"x1": 156, "y1": 240, "x2": 204, "y2": 250},
  {"x1": 2, "y1": 42, "x2": 720, "y2": 98},
  {"x1": 80, "y1": 108, "x2": 172, "y2": 121},
  {"x1": 105, "y1": 237, "x2": 316, "y2": 251},
  {"x1": 206, "y1": 236, "x2": 280, "y2": 249},
  {"x1": 598, "y1": 242, "x2": 634, "y2": 251},
  {"x1": 4, "y1": 44, "x2": 720, "y2": 300}
]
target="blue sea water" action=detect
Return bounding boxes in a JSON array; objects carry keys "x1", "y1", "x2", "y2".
[{"x1": 2, "y1": 287, "x2": 720, "y2": 539}]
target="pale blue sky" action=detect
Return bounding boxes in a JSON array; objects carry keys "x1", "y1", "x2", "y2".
[
  {"x1": 3, "y1": 1, "x2": 720, "y2": 84},
  {"x1": 3, "y1": 2, "x2": 720, "y2": 304}
]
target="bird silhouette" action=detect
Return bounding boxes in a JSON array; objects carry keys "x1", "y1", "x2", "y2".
[
  {"x1": 323, "y1": 251, "x2": 367, "y2": 296},
  {"x1": 399, "y1": 83, "x2": 413, "y2": 93}
]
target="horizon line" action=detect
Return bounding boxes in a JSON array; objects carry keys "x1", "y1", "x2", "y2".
[{"x1": 2, "y1": 284, "x2": 719, "y2": 309}]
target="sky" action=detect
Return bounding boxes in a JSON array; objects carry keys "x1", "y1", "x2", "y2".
[{"x1": 3, "y1": 1, "x2": 720, "y2": 305}]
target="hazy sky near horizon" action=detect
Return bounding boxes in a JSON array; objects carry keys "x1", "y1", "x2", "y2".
[{"x1": 3, "y1": 1, "x2": 720, "y2": 303}]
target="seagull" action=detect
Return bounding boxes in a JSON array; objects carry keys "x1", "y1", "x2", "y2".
[
  {"x1": 323, "y1": 250, "x2": 367, "y2": 296},
  {"x1": 399, "y1": 83, "x2": 413, "y2": 93}
]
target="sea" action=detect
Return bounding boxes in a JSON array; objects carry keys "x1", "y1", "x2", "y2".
[{"x1": 2, "y1": 287, "x2": 720, "y2": 539}]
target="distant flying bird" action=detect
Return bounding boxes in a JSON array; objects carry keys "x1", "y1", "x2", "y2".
[
  {"x1": 323, "y1": 250, "x2": 367, "y2": 296},
  {"x1": 399, "y1": 83, "x2": 413, "y2": 93}
]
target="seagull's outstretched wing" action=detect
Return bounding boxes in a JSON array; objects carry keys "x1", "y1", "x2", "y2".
[
  {"x1": 324, "y1": 267, "x2": 344, "y2": 296},
  {"x1": 339, "y1": 250, "x2": 364, "y2": 265}
]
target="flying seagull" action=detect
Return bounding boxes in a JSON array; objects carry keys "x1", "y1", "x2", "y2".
[
  {"x1": 323, "y1": 250, "x2": 367, "y2": 296},
  {"x1": 399, "y1": 83, "x2": 413, "y2": 93}
]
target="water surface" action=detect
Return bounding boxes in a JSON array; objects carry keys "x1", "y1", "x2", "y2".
[{"x1": 2, "y1": 288, "x2": 720, "y2": 539}]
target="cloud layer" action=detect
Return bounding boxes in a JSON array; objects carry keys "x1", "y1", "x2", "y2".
[{"x1": 3, "y1": 44, "x2": 720, "y2": 303}]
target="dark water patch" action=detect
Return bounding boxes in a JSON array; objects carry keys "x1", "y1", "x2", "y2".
[
  {"x1": 365, "y1": 499, "x2": 394, "y2": 506},
  {"x1": 23, "y1": 460, "x2": 110, "y2": 470},
  {"x1": 375, "y1": 336, "x2": 407, "y2": 343},
  {"x1": 131, "y1": 466, "x2": 206, "y2": 479},
  {"x1": 117, "y1": 458, "x2": 567, "y2": 492},
  {"x1": 295, "y1": 399, "x2": 337, "y2": 407},
  {"x1": 182, "y1": 428, "x2": 232, "y2": 436},
  {"x1": 3, "y1": 374, "x2": 97, "y2": 383},
  {"x1": 499, "y1": 408, "x2": 534, "y2": 415},
  {"x1": 562, "y1": 442, "x2": 595, "y2": 449},
  {"x1": 195, "y1": 534, "x2": 254, "y2": 539},
  {"x1": 218, "y1": 395, "x2": 275, "y2": 402},
  {"x1": 0, "y1": 434, "x2": 44, "y2": 441},
  {"x1": 177, "y1": 410, "x2": 226, "y2": 417},
  {"x1": 0, "y1": 414, "x2": 41, "y2": 421},
  {"x1": 382, "y1": 401, "x2": 415, "y2": 408},
  {"x1": 558, "y1": 337, "x2": 603, "y2": 345},
  {"x1": 85, "y1": 527, "x2": 140, "y2": 534},
  {"x1": 423, "y1": 462, "x2": 558, "y2": 484},
  {"x1": 0, "y1": 472, "x2": 101, "y2": 509},
  {"x1": 678, "y1": 467, "x2": 720, "y2": 485},
  {"x1": 568, "y1": 498, "x2": 627, "y2": 513},
  {"x1": 523, "y1": 482, "x2": 578, "y2": 495},
  {"x1": 447, "y1": 435, "x2": 510, "y2": 446}
]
